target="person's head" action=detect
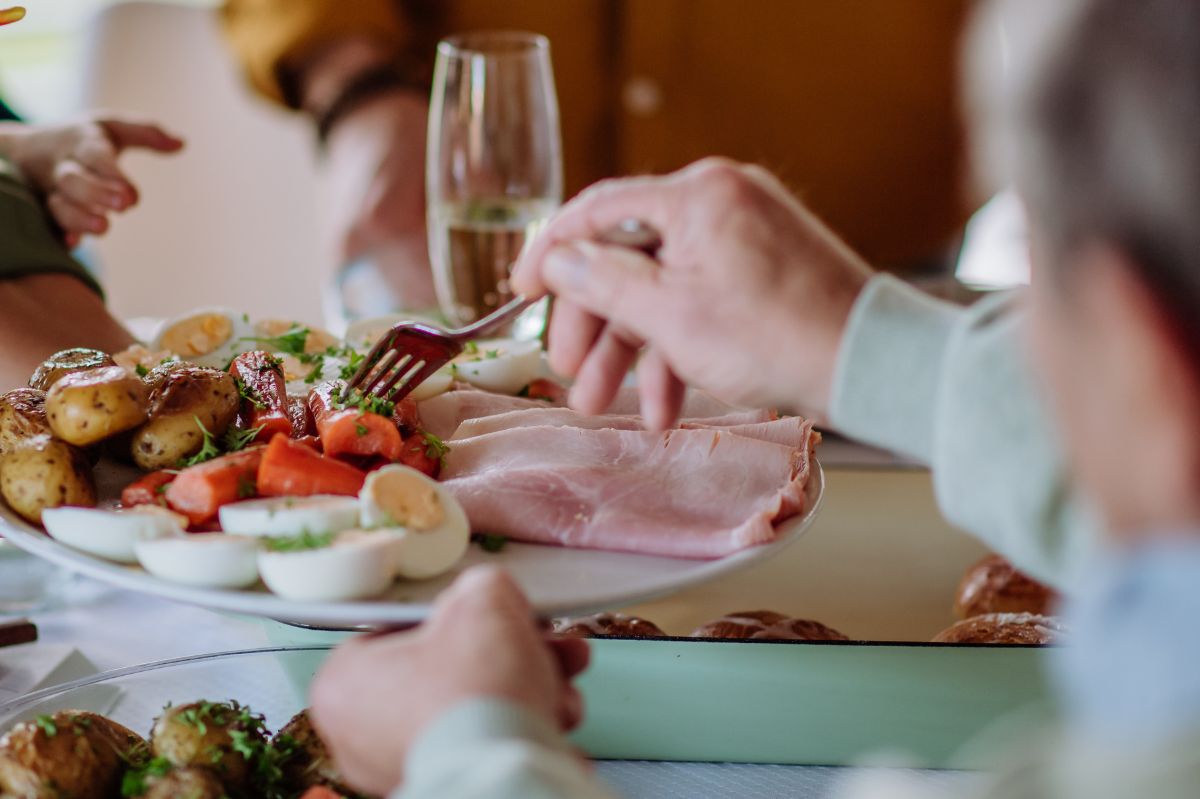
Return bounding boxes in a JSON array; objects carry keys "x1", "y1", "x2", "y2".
[{"x1": 972, "y1": 0, "x2": 1200, "y2": 537}]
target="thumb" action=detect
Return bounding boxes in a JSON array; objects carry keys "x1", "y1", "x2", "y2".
[
  {"x1": 542, "y1": 241, "x2": 665, "y2": 340},
  {"x1": 99, "y1": 120, "x2": 185, "y2": 153}
]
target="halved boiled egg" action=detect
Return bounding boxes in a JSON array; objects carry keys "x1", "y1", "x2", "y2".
[
  {"x1": 152, "y1": 307, "x2": 255, "y2": 368},
  {"x1": 258, "y1": 529, "x2": 397, "y2": 601},
  {"x1": 359, "y1": 465, "x2": 469, "y2": 579},
  {"x1": 407, "y1": 370, "x2": 453, "y2": 401},
  {"x1": 134, "y1": 533, "x2": 259, "y2": 589},
  {"x1": 42, "y1": 506, "x2": 185, "y2": 563},
  {"x1": 218, "y1": 496, "x2": 360, "y2": 538},
  {"x1": 448, "y1": 338, "x2": 541, "y2": 396}
]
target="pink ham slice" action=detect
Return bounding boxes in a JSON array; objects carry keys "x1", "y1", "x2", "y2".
[
  {"x1": 441, "y1": 422, "x2": 817, "y2": 559},
  {"x1": 420, "y1": 387, "x2": 745, "y2": 440},
  {"x1": 452, "y1": 406, "x2": 775, "y2": 440}
]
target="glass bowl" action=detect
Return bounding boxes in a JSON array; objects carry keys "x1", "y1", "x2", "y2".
[{"x1": 0, "y1": 646, "x2": 332, "y2": 734}]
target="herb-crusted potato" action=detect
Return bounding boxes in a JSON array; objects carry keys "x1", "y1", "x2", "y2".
[
  {"x1": 28, "y1": 348, "x2": 116, "y2": 392},
  {"x1": 45, "y1": 366, "x2": 150, "y2": 448},
  {"x1": 0, "y1": 435, "x2": 96, "y2": 524},
  {"x1": 0, "y1": 710, "x2": 144, "y2": 799},
  {"x1": 274, "y1": 710, "x2": 354, "y2": 794},
  {"x1": 131, "y1": 367, "x2": 239, "y2": 471},
  {"x1": 150, "y1": 701, "x2": 269, "y2": 794},
  {"x1": 0, "y1": 389, "x2": 51, "y2": 456}
]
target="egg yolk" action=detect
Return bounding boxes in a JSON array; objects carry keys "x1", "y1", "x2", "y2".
[
  {"x1": 160, "y1": 314, "x2": 233, "y2": 357},
  {"x1": 373, "y1": 472, "x2": 444, "y2": 532}
]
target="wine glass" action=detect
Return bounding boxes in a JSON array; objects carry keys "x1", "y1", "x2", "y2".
[{"x1": 426, "y1": 31, "x2": 563, "y2": 339}]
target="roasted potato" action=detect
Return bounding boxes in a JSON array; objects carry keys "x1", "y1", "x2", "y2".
[
  {"x1": 138, "y1": 766, "x2": 226, "y2": 799},
  {"x1": 274, "y1": 710, "x2": 355, "y2": 795},
  {"x1": 0, "y1": 389, "x2": 51, "y2": 456},
  {"x1": 28, "y1": 348, "x2": 116, "y2": 392},
  {"x1": 45, "y1": 366, "x2": 150, "y2": 448},
  {"x1": 131, "y1": 367, "x2": 239, "y2": 471},
  {"x1": 0, "y1": 710, "x2": 144, "y2": 799},
  {"x1": 0, "y1": 435, "x2": 96, "y2": 524},
  {"x1": 150, "y1": 701, "x2": 268, "y2": 793}
]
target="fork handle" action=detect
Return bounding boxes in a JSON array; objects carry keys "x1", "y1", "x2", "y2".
[{"x1": 453, "y1": 296, "x2": 536, "y2": 340}]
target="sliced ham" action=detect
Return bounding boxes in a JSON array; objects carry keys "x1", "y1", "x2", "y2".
[
  {"x1": 441, "y1": 422, "x2": 816, "y2": 559},
  {"x1": 452, "y1": 406, "x2": 774, "y2": 440}
]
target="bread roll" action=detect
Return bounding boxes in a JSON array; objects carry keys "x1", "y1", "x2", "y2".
[
  {"x1": 954, "y1": 554, "x2": 1058, "y2": 619},
  {"x1": 933, "y1": 612, "x2": 1067, "y2": 645},
  {"x1": 751, "y1": 618, "x2": 850, "y2": 641},
  {"x1": 690, "y1": 610, "x2": 787, "y2": 639},
  {"x1": 554, "y1": 612, "x2": 666, "y2": 639}
]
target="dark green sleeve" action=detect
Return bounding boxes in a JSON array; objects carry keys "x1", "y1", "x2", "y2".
[{"x1": 0, "y1": 157, "x2": 103, "y2": 296}]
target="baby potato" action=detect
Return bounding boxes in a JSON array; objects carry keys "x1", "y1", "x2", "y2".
[
  {"x1": 45, "y1": 366, "x2": 150, "y2": 447},
  {"x1": 150, "y1": 701, "x2": 268, "y2": 793},
  {"x1": 0, "y1": 389, "x2": 51, "y2": 456},
  {"x1": 139, "y1": 766, "x2": 226, "y2": 799},
  {"x1": 0, "y1": 710, "x2": 144, "y2": 799},
  {"x1": 131, "y1": 367, "x2": 239, "y2": 471},
  {"x1": 0, "y1": 435, "x2": 96, "y2": 525},
  {"x1": 274, "y1": 710, "x2": 354, "y2": 794},
  {"x1": 28, "y1": 348, "x2": 116, "y2": 392}
]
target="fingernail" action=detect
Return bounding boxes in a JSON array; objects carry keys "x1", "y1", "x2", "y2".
[{"x1": 544, "y1": 244, "x2": 588, "y2": 289}]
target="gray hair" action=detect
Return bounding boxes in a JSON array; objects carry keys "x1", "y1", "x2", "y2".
[{"x1": 969, "y1": 0, "x2": 1200, "y2": 317}]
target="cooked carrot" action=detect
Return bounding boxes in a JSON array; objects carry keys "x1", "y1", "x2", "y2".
[
  {"x1": 164, "y1": 448, "x2": 263, "y2": 526},
  {"x1": 288, "y1": 394, "x2": 315, "y2": 437},
  {"x1": 524, "y1": 377, "x2": 568, "y2": 403},
  {"x1": 396, "y1": 433, "x2": 441, "y2": 479},
  {"x1": 308, "y1": 382, "x2": 404, "y2": 461},
  {"x1": 258, "y1": 433, "x2": 365, "y2": 497},
  {"x1": 120, "y1": 470, "x2": 176, "y2": 508},
  {"x1": 230, "y1": 351, "x2": 292, "y2": 443},
  {"x1": 393, "y1": 396, "x2": 421, "y2": 435}
]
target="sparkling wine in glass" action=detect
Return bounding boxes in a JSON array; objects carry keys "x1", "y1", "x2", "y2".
[{"x1": 426, "y1": 32, "x2": 563, "y2": 339}]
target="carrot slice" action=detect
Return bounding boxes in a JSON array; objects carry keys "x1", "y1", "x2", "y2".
[
  {"x1": 121, "y1": 470, "x2": 176, "y2": 508},
  {"x1": 308, "y1": 382, "x2": 403, "y2": 461},
  {"x1": 164, "y1": 448, "x2": 264, "y2": 526},
  {"x1": 230, "y1": 351, "x2": 292, "y2": 443},
  {"x1": 288, "y1": 394, "x2": 315, "y2": 437},
  {"x1": 258, "y1": 433, "x2": 365, "y2": 498},
  {"x1": 299, "y1": 788, "x2": 344, "y2": 799}
]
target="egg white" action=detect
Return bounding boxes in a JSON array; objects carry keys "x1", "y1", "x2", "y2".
[
  {"x1": 257, "y1": 529, "x2": 397, "y2": 601},
  {"x1": 43, "y1": 506, "x2": 185, "y2": 564},
  {"x1": 152, "y1": 307, "x2": 256, "y2": 368},
  {"x1": 134, "y1": 533, "x2": 260, "y2": 589},
  {"x1": 359, "y1": 465, "x2": 470, "y2": 579},
  {"x1": 449, "y1": 338, "x2": 541, "y2": 396},
  {"x1": 218, "y1": 496, "x2": 360, "y2": 538}
]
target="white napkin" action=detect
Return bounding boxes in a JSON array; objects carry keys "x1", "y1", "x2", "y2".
[{"x1": 0, "y1": 643, "x2": 99, "y2": 704}]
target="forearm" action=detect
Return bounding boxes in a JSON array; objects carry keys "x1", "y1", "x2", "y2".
[
  {"x1": 0, "y1": 273, "x2": 134, "y2": 387},
  {"x1": 393, "y1": 700, "x2": 614, "y2": 799},
  {"x1": 829, "y1": 275, "x2": 1097, "y2": 589}
]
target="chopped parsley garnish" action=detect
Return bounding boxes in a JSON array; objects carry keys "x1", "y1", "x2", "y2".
[
  {"x1": 303, "y1": 355, "x2": 325, "y2": 384},
  {"x1": 134, "y1": 363, "x2": 149, "y2": 378},
  {"x1": 335, "y1": 386, "x2": 395, "y2": 418},
  {"x1": 463, "y1": 340, "x2": 479, "y2": 355},
  {"x1": 120, "y1": 755, "x2": 172, "y2": 797},
  {"x1": 485, "y1": 349, "x2": 500, "y2": 359},
  {"x1": 239, "y1": 325, "x2": 310, "y2": 356},
  {"x1": 479, "y1": 534, "x2": 508, "y2": 553},
  {"x1": 237, "y1": 474, "x2": 257, "y2": 499},
  {"x1": 355, "y1": 421, "x2": 369, "y2": 437},
  {"x1": 34, "y1": 715, "x2": 57, "y2": 737},
  {"x1": 223, "y1": 424, "x2": 265, "y2": 453},
  {"x1": 154, "y1": 482, "x2": 169, "y2": 495},
  {"x1": 265, "y1": 530, "x2": 335, "y2": 552},
  {"x1": 234, "y1": 376, "x2": 267, "y2": 410},
  {"x1": 338, "y1": 349, "x2": 365, "y2": 381},
  {"x1": 178, "y1": 417, "x2": 222, "y2": 467},
  {"x1": 422, "y1": 432, "x2": 450, "y2": 467}
]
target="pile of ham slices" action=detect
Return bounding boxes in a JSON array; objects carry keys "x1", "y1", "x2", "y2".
[{"x1": 420, "y1": 386, "x2": 820, "y2": 559}]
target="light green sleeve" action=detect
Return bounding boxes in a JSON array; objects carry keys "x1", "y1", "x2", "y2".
[
  {"x1": 829, "y1": 274, "x2": 1097, "y2": 589},
  {"x1": 392, "y1": 699, "x2": 616, "y2": 799}
]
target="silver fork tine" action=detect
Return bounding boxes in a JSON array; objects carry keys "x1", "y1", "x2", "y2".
[
  {"x1": 386, "y1": 359, "x2": 444, "y2": 403},
  {"x1": 346, "y1": 330, "x2": 397, "y2": 392},
  {"x1": 363, "y1": 352, "x2": 411, "y2": 396},
  {"x1": 359, "y1": 349, "x2": 404, "y2": 395},
  {"x1": 374, "y1": 357, "x2": 425, "y2": 399}
]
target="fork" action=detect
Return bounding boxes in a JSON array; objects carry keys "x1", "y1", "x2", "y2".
[{"x1": 345, "y1": 219, "x2": 663, "y2": 404}]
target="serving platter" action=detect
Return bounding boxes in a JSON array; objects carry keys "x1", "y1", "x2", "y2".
[{"x1": 0, "y1": 461, "x2": 822, "y2": 628}]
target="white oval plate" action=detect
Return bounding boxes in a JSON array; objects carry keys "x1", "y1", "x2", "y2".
[{"x1": 0, "y1": 461, "x2": 822, "y2": 629}]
